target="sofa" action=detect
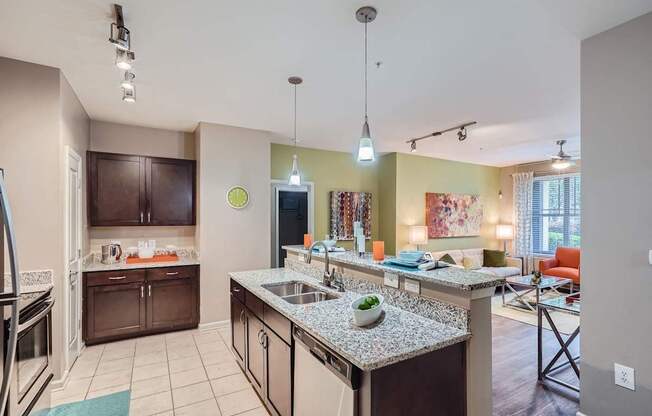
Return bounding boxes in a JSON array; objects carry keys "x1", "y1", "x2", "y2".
[
  {"x1": 539, "y1": 247, "x2": 580, "y2": 285},
  {"x1": 431, "y1": 248, "x2": 523, "y2": 278}
]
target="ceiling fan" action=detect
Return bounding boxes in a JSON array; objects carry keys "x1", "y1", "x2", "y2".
[{"x1": 550, "y1": 139, "x2": 579, "y2": 170}]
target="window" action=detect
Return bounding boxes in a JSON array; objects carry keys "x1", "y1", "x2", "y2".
[{"x1": 532, "y1": 174, "x2": 581, "y2": 255}]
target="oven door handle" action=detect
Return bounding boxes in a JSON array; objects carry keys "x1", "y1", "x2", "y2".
[{"x1": 17, "y1": 299, "x2": 54, "y2": 333}]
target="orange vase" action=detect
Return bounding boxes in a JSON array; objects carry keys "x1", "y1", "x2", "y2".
[
  {"x1": 372, "y1": 241, "x2": 385, "y2": 261},
  {"x1": 303, "y1": 234, "x2": 313, "y2": 249}
]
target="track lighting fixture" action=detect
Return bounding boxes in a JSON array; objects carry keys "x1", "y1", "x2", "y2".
[
  {"x1": 109, "y1": 4, "x2": 131, "y2": 51},
  {"x1": 405, "y1": 121, "x2": 476, "y2": 152},
  {"x1": 457, "y1": 126, "x2": 468, "y2": 141},
  {"x1": 122, "y1": 87, "x2": 136, "y2": 103},
  {"x1": 115, "y1": 49, "x2": 135, "y2": 70},
  {"x1": 121, "y1": 72, "x2": 135, "y2": 90}
]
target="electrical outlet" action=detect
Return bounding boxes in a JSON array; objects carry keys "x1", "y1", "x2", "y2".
[
  {"x1": 383, "y1": 272, "x2": 399, "y2": 288},
  {"x1": 404, "y1": 278, "x2": 421, "y2": 294},
  {"x1": 614, "y1": 363, "x2": 636, "y2": 391}
]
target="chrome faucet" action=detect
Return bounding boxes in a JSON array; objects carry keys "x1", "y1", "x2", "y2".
[{"x1": 306, "y1": 241, "x2": 344, "y2": 291}]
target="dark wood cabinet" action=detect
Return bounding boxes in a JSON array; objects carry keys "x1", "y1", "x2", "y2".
[
  {"x1": 85, "y1": 282, "x2": 146, "y2": 340},
  {"x1": 84, "y1": 265, "x2": 199, "y2": 345},
  {"x1": 231, "y1": 279, "x2": 292, "y2": 416},
  {"x1": 231, "y1": 296, "x2": 246, "y2": 366},
  {"x1": 264, "y1": 328, "x2": 292, "y2": 416},
  {"x1": 246, "y1": 311, "x2": 266, "y2": 395},
  {"x1": 87, "y1": 151, "x2": 195, "y2": 226},
  {"x1": 88, "y1": 152, "x2": 145, "y2": 226}
]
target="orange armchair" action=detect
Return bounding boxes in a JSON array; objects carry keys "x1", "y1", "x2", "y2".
[{"x1": 539, "y1": 247, "x2": 581, "y2": 285}]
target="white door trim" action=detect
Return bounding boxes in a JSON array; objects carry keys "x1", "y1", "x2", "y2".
[
  {"x1": 271, "y1": 180, "x2": 314, "y2": 268},
  {"x1": 64, "y1": 145, "x2": 83, "y2": 372}
]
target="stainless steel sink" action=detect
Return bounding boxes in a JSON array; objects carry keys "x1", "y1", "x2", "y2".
[
  {"x1": 282, "y1": 292, "x2": 340, "y2": 305},
  {"x1": 262, "y1": 281, "x2": 339, "y2": 304}
]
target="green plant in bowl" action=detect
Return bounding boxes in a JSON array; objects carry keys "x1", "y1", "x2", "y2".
[{"x1": 357, "y1": 295, "x2": 380, "y2": 310}]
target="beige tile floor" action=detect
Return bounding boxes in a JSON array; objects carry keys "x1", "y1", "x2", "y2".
[{"x1": 51, "y1": 324, "x2": 270, "y2": 416}]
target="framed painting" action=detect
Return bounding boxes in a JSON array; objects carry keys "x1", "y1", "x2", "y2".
[
  {"x1": 425, "y1": 193, "x2": 482, "y2": 238},
  {"x1": 329, "y1": 191, "x2": 372, "y2": 240}
]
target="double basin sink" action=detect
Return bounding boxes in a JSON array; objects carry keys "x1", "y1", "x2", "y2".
[{"x1": 262, "y1": 281, "x2": 339, "y2": 305}]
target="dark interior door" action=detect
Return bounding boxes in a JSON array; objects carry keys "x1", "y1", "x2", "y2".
[{"x1": 278, "y1": 191, "x2": 308, "y2": 267}]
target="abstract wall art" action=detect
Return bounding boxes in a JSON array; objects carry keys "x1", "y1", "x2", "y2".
[
  {"x1": 329, "y1": 191, "x2": 372, "y2": 240},
  {"x1": 425, "y1": 193, "x2": 483, "y2": 238}
]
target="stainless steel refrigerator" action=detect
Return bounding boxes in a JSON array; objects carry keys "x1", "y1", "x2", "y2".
[{"x1": 0, "y1": 168, "x2": 22, "y2": 415}]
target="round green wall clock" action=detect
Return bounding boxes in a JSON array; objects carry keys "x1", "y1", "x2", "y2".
[{"x1": 226, "y1": 186, "x2": 249, "y2": 209}]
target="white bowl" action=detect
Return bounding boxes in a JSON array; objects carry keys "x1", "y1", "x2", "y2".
[{"x1": 350, "y1": 294, "x2": 385, "y2": 327}]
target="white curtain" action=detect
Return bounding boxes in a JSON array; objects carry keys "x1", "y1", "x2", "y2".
[{"x1": 512, "y1": 172, "x2": 534, "y2": 264}]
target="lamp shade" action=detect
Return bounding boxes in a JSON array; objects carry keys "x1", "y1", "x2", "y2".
[
  {"x1": 408, "y1": 226, "x2": 428, "y2": 245},
  {"x1": 495, "y1": 224, "x2": 514, "y2": 240}
]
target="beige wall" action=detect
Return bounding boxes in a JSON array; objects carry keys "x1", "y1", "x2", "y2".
[
  {"x1": 196, "y1": 122, "x2": 271, "y2": 324},
  {"x1": 0, "y1": 57, "x2": 90, "y2": 381},
  {"x1": 88, "y1": 120, "x2": 196, "y2": 252},
  {"x1": 395, "y1": 153, "x2": 502, "y2": 254},
  {"x1": 580, "y1": 12, "x2": 652, "y2": 415}
]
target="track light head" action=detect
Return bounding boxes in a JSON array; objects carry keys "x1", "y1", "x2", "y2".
[
  {"x1": 457, "y1": 127, "x2": 467, "y2": 141},
  {"x1": 115, "y1": 49, "x2": 135, "y2": 70},
  {"x1": 410, "y1": 141, "x2": 417, "y2": 153},
  {"x1": 122, "y1": 86, "x2": 136, "y2": 103},
  {"x1": 121, "y1": 72, "x2": 135, "y2": 90}
]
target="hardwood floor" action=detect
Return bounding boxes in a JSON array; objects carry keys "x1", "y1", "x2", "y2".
[{"x1": 493, "y1": 314, "x2": 580, "y2": 416}]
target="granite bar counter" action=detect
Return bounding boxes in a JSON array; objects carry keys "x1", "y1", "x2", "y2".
[{"x1": 230, "y1": 268, "x2": 469, "y2": 371}]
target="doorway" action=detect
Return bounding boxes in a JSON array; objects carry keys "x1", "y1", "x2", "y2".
[
  {"x1": 65, "y1": 146, "x2": 82, "y2": 369},
  {"x1": 271, "y1": 181, "x2": 314, "y2": 268}
]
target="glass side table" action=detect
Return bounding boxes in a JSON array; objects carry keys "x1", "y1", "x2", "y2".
[
  {"x1": 537, "y1": 294, "x2": 580, "y2": 392},
  {"x1": 502, "y1": 275, "x2": 573, "y2": 313}
]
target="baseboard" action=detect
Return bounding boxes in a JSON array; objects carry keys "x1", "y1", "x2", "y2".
[
  {"x1": 50, "y1": 368, "x2": 70, "y2": 391},
  {"x1": 198, "y1": 319, "x2": 229, "y2": 330}
]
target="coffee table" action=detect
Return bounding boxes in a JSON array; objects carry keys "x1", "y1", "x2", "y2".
[
  {"x1": 538, "y1": 294, "x2": 580, "y2": 392},
  {"x1": 502, "y1": 275, "x2": 573, "y2": 313}
]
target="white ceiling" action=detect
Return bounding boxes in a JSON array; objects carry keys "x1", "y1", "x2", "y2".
[{"x1": 2, "y1": 0, "x2": 651, "y2": 166}]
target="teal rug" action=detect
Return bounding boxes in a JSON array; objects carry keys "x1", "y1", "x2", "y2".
[{"x1": 42, "y1": 391, "x2": 130, "y2": 416}]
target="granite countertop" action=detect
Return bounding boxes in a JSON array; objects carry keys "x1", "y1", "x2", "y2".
[
  {"x1": 229, "y1": 268, "x2": 470, "y2": 371},
  {"x1": 283, "y1": 245, "x2": 504, "y2": 291},
  {"x1": 83, "y1": 255, "x2": 200, "y2": 273}
]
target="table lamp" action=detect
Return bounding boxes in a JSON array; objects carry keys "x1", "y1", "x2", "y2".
[
  {"x1": 408, "y1": 226, "x2": 429, "y2": 251},
  {"x1": 495, "y1": 224, "x2": 514, "y2": 253}
]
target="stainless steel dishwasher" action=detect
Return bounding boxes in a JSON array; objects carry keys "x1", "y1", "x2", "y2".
[{"x1": 293, "y1": 327, "x2": 361, "y2": 416}]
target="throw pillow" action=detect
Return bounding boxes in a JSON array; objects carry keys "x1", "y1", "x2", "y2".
[
  {"x1": 484, "y1": 249, "x2": 507, "y2": 267},
  {"x1": 462, "y1": 256, "x2": 482, "y2": 270},
  {"x1": 438, "y1": 253, "x2": 456, "y2": 265}
]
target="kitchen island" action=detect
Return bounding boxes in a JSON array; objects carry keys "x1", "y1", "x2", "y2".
[
  {"x1": 230, "y1": 268, "x2": 468, "y2": 416},
  {"x1": 283, "y1": 245, "x2": 506, "y2": 416}
]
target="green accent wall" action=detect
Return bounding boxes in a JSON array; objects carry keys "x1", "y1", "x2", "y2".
[
  {"x1": 270, "y1": 144, "x2": 501, "y2": 255},
  {"x1": 394, "y1": 153, "x2": 501, "y2": 254},
  {"x1": 270, "y1": 144, "x2": 379, "y2": 250}
]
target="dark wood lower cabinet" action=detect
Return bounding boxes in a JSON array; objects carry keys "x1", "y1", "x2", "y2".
[
  {"x1": 84, "y1": 265, "x2": 199, "y2": 345},
  {"x1": 231, "y1": 296, "x2": 246, "y2": 366},
  {"x1": 264, "y1": 328, "x2": 292, "y2": 416},
  {"x1": 85, "y1": 282, "x2": 146, "y2": 340},
  {"x1": 246, "y1": 311, "x2": 266, "y2": 394}
]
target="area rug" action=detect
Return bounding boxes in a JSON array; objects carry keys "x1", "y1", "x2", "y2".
[
  {"x1": 45, "y1": 391, "x2": 130, "y2": 416},
  {"x1": 491, "y1": 293, "x2": 579, "y2": 335}
]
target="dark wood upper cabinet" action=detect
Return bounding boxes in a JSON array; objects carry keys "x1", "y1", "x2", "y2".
[
  {"x1": 87, "y1": 151, "x2": 195, "y2": 226},
  {"x1": 88, "y1": 152, "x2": 145, "y2": 226},
  {"x1": 147, "y1": 157, "x2": 196, "y2": 225}
]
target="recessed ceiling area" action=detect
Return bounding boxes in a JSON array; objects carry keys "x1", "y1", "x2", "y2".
[{"x1": 1, "y1": 0, "x2": 650, "y2": 166}]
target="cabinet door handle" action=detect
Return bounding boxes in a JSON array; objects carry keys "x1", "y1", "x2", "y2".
[
  {"x1": 108, "y1": 276, "x2": 127, "y2": 280},
  {"x1": 257, "y1": 329, "x2": 264, "y2": 345},
  {"x1": 261, "y1": 332, "x2": 268, "y2": 349},
  {"x1": 239, "y1": 310, "x2": 245, "y2": 325},
  {"x1": 148, "y1": 284, "x2": 152, "y2": 297},
  {"x1": 232, "y1": 287, "x2": 240, "y2": 293},
  {"x1": 166, "y1": 272, "x2": 179, "y2": 276},
  {"x1": 140, "y1": 212, "x2": 144, "y2": 223},
  {"x1": 140, "y1": 286, "x2": 144, "y2": 298},
  {"x1": 147, "y1": 211, "x2": 151, "y2": 223}
]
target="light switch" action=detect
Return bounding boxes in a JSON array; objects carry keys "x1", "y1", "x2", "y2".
[
  {"x1": 614, "y1": 363, "x2": 636, "y2": 391},
  {"x1": 648, "y1": 249, "x2": 652, "y2": 265},
  {"x1": 404, "y1": 278, "x2": 420, "y2": 295},
  {"x1": 383, "y1": 272, "x2": 399, "y2": 288}
]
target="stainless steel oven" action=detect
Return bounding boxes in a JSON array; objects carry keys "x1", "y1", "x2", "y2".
[{"x1": 6, "y1": 292, "x2": 53, "y2": 416}]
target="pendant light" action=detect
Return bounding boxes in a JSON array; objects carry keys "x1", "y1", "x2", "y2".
[
  {"x1": 288, "y1": 76, "x2": 303, "y2": 186},
  {"x1": 356, "y1": 6, "x2": 377, "y2": 162}
]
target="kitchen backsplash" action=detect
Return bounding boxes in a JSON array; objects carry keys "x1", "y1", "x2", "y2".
[{"x1": 4, "y1": 269, "x2": 53, "y2": 293}]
